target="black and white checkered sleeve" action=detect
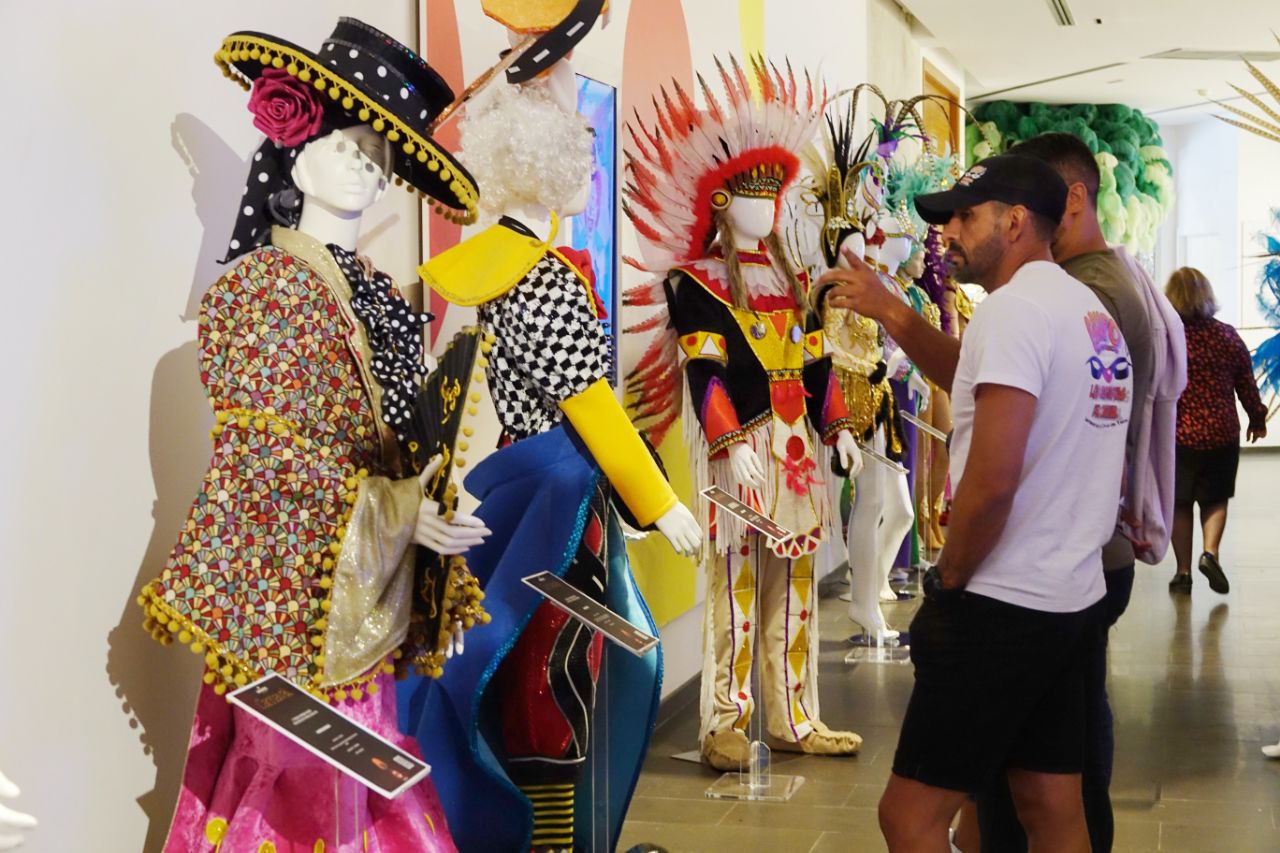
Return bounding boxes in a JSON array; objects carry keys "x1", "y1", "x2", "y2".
[{"x1": 507, "y1": 256, "x2": 611, "y2": 405}]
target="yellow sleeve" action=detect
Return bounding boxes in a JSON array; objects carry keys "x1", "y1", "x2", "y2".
[{"x1": 558, "y1": 378, "x2": 679, "y2": 528}]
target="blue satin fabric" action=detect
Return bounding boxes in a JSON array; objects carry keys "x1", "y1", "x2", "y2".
[{"x1": 398, "y1": 425, "x2": 663, "y2": 852}]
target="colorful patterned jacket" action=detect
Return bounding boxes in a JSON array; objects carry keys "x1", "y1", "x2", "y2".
[{"x1": 140, "y1": 227, "x2": 432, "y2": 702}]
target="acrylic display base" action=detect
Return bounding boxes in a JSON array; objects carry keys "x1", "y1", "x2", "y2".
[
  {"x1": 704, "y1": 741, "x2": 804, "y2": 802},
  {"x1": 844, "y1": 631, "x2": 911, "y2": 665}
]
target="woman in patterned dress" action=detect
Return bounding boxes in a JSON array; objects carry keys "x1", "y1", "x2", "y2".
[{"x1": 1165, "y1": 267, "x2": 1268, "y2": 594}]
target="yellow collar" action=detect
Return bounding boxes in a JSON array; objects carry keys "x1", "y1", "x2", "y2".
[{"x1": 420, "y1": 214, "x2": 560, "y2": 307}]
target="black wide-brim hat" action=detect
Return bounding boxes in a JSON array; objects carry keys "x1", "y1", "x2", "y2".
[{"x1": 216, "y1": 18, "x2": 478, "y2": 225}]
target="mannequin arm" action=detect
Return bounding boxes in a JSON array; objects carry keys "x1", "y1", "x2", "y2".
[
  {"x1": 558, "y1": 379, "x2": 678, "y2": 527},
  {"x1": 670, "y1": 272, "x2": 746, "y2": 458},
  {"x1": 801, "y1": 327, "x2": 858, "y2": 443}
]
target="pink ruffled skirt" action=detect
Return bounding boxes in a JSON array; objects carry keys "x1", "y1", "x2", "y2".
[{"x1": 163, "y1": 671, "x2": 455, "y2": 852}]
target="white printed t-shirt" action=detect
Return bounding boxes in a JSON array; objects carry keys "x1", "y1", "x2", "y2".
[{"x1": 950, "y1": 260, "x2": 1133, "y2": 613}]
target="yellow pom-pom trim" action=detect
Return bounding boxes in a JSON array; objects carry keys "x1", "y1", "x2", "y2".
[{"x1": 205, "y1": 817, "x2": 230, "y2": 844}]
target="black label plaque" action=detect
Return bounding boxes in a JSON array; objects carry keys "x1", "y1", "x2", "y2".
[
  {"x1": 522, "y1": 572, "x2": 659, "y2": 657},
  {"x1": 700, "y1": 485, "x2": 793, "y2": 541},
  {"x1": 229, "y1": 674, "x2": 430, "y2": 800}
]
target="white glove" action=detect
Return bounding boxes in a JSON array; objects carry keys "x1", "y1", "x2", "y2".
[
  {"x1": 0, "y1": 771, "x2": 35, "y2": 851},
  {"x1": 654, "y1": 503, "x2": 701, "y2": 557},
  {"x1": 835, "y1": 430, "x2": 863, "y2": 478},
  {"x1": 728, "y1": 443, "x2": 766, "y2": 489},
  {"x1": 413, "y1": 456, "x2": 492, "y2": 555}
]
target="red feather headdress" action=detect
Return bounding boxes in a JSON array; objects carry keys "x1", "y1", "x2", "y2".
[{"x1": 622, "y1": 55, "x2": 826, "y2": 448}]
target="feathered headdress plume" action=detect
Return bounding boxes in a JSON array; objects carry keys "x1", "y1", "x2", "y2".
[
  {"x1": 1215, "y1": 34, "x2": 1280, "y2": 145},
  {"x1": 621, "y1": 55, "x2": 826, "y2": 448},
  {"x1": 623, "y1": 55, "x2": 827, "y2": 271}
]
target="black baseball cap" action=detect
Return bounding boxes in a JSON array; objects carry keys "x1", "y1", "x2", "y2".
[{"x1": 914, "y1": 154, "x2": 1068, "y2": 226}]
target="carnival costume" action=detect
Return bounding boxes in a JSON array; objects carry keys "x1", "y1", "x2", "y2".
[
  {"x1": 406, "y1": 72, "x2": 674, "y2": 852},
  {"x1": 139, "y1": 20, "x2": 482, "y2": 852},
  {"x1": 624, "y1": 57, "x2": 861, "y2": 768}
]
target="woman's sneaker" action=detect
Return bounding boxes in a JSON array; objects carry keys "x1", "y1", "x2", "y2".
[
  {"x1": 1198, "y1": 552, "x2": 1230, "y2": 594},
  {"x1": 1168, "y1": 571, "x2": 1192, "y2": 592}
]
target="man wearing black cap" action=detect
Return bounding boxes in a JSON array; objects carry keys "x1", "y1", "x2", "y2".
[{"x1": 817, "y1": 154, "x2": 1133, "y2": 852}]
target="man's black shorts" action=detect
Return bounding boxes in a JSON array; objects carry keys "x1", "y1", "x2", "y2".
[{"x1": 891, "y1": 591, "x2": 1102, "y2": 793}]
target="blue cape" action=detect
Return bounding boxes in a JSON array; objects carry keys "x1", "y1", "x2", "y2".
[{"x1": 399, "y1": 426, "x2": 662, "y2": 852}]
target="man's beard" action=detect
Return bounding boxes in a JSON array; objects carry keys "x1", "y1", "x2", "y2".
[{"x1": 951, "y1": 231, "x2": 1004, "y2": 288}]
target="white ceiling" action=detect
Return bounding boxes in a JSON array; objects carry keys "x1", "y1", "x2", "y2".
[{"x1": 898, "y1": 0, "x2": 1280, "y2": 125}]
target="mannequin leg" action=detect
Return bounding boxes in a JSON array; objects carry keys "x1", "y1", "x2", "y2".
[
  {"x1": 926, "y1": 388, "x2": 952, "y2": 550},
  {"x1": 760, "y1": 548, "x2": 862, "y2": 754},
  {"x1": 877, "y1": 469, "x2": 916, "y2": 599},
  {"x1": 848, "y1": 432, "x2": 898, "y2": 639},
  {"x1": 700, "y1": 545, "x2": 760, "y2": 769},
  {"x1": 760, "y1": 548, "x2": 818, "y2": 743}
]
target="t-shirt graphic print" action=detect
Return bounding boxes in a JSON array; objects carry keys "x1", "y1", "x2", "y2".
[{"x1": 1084, "y1": 311, "x2": 1131, "y2": 429}]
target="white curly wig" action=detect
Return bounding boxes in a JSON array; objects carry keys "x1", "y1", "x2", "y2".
[{"x1": 459, "y1": 79, "x2": 595, "y2": 220}]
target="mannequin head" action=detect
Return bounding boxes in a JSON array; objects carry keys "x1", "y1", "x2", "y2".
[
  {"x1": 836, "y1": 231, "x2": 867, "y2": 269},
  {"x1": 904, "y1": 244, "x2": 927, "y2": 280},
  {"x1": 712, "y1": 191, "x2": 805, "y2": 310},
  {"x1": 292, "y1": 126, "x2": 390, "y2": 217},
  {"x1": 874, "y1": 211, "x2": 914, "y2": 275},
  {"x1": 721, "y1": 194, "x2": 777, "y2": 249}
]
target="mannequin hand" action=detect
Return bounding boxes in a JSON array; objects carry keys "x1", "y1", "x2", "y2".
[
  {"x1": 835, "y1": 430, "x2": 863, "y2": 478},
  {"x1": 655, "y1": 503, "x2": 701, "y2": 557},
  {"x1": 413, "y1": 456, "x2": 492, "y2": 555},
  {"x1": 908, "y1": 369, "x2": 931, "y2": 406},
  {"x1": 0, "y1": 771, "x2": 35, "y2": 851},
  {"x1": 728, "y1": 443, "x2": 766, "y2": 489},
  {"x1": 444, "y1": 621, "x2": 466, "y2": 660}
]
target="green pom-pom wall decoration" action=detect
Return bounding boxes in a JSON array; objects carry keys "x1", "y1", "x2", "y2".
[{"x1": 966, "y1": 100, "x2": 1174, "y2": 253}]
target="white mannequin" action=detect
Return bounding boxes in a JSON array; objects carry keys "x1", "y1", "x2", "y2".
[
  {"x1": 833, "y1": 233, "x2": 915, "y2": 640},
  {"x1": 724, "y1": 196, "x2": 861, "y2": 487},
  {"x1": 498, "y1": 131, "x2": 702, "y2": 557},
  {"x1": 292, "y1": 126, "x2": 493, "y2": 652},
  {"x1": 0, "y1": 770, "x2": 35, "y2": 851}
]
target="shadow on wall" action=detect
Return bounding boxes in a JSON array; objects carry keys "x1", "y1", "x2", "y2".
[{"x1": 103, "y1": 113, "x2": 247, "y2": 853}]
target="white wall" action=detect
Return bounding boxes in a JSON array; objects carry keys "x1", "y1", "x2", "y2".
[
  {"x1": 0, "y1": 4, "x2": 421, "y2": 852},
  {"x1": 1158, "y1": 118, "x2": 1242, "y2": 323}
]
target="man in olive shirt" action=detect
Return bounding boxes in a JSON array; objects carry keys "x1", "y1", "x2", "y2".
[{"x1": 973, "y1": 133, "x2": 1155, "y2": 853}]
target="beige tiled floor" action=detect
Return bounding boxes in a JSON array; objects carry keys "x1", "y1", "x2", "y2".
[{"x1": 619, "y1": 451, "x2": 1280, "y2": 852}]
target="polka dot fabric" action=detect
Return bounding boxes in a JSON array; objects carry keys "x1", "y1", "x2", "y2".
[
  {"x1": 328, "y1": 244, "x2": 431, "y2": 444},
  {"x1": 143, "y1": 246, "x2": 387, "y2": 694}
]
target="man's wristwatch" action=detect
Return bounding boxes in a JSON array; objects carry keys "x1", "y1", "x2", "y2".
[{"x1": 923, "y1": 566, "x2": 964, "y2": 602}]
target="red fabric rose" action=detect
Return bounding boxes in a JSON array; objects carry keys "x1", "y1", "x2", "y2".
[{"x1": 248, "y1": 67, "x2": 326, "y2": 148}]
